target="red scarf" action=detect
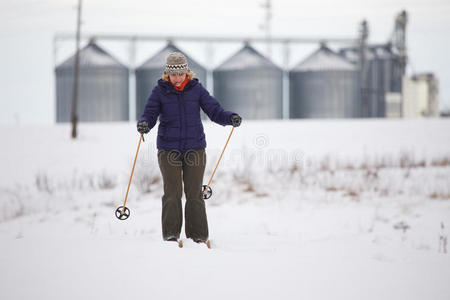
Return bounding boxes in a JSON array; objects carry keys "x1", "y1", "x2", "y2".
[{"x1": 171, "y1": 76, "x2": 190, "y2": 91}]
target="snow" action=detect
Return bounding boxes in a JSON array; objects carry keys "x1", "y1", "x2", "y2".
[{"x1": 1, "y1": 118, "x2": 450, "y2": 300}]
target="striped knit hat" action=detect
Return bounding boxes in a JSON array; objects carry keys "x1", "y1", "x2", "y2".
[{"x1": 164, "y1": 52, "x2": 189, "y2": 75}]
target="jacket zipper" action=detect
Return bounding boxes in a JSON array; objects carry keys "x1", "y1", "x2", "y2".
[{"x1": 181, "y1": 91, "x2": 187, "y2": 151}]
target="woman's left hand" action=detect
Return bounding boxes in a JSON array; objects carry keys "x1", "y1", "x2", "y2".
[{"x1": 230, "y1": 114, "x2": 242, "y2": 127}]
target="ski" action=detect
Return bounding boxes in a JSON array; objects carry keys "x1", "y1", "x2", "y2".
[
  {"x1": 166, "y1": 238, "x2": 210, "y2": 248},
  {"x1": 192, "y1": 239, "x2": 211, "y2": 248},
  {"x1": 165, "y1": 237, "x2": 183, "y2": 248},
  {"x1": 197, "y1": 239, "x2": 211, "y2": 248}
]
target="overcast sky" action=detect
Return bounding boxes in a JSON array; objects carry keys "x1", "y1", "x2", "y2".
[{"x1": 1, "y1": 0, "x2": 449, "y2": 124}]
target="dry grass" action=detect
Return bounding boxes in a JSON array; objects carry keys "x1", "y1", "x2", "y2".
[
  {"x1": 399, "y1": 152, "x2": 425, "y2": 169},
  {"x1": 345, "y1": 189, "x2": 360, "y2": 199},
  {"x1": 134, "y1": 171, "x2": 161, "y2": 194},
  {"x1": 336, "y1": 152, "x2": 445, "y2": 172},
  {"x1": 97, "y1": 172, "x2": 117, "y2": 190},
  {"x1": 429, "y1": 192, "x2": 450, "y2": 200},
  {"x1": 1, "y1": 187, "x2": 27, "y2": 222},
  {"x1": 289, "y1": 163, "x2": 300, "y2": 175},
  {"x1": 431, "y1": 157, "x2": 450, "y2": 167},
  {"x1": 243, "y1": 182, "x2": 256, "y2": 193},
  {"x1": 35, "y1": 172, "x2": 53, "y2": 194},
  {"x1": 325, "y1": 186, "x2": 339, "y2": 192}
]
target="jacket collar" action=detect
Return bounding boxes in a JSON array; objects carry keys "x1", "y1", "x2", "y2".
[{"x1": 158, "y1": 78, "x2": 199, "y2": 93}]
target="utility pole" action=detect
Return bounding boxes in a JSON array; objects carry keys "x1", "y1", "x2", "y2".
[
  {"x1": 260, "y1": 0, "x2": 272, "y2": 58},
  {"x1": 358, "y1": 20, "x2": 369, "y2": 118},
  {"x1": 71, "y1": 0, "x2": 82, "y2": 139}
]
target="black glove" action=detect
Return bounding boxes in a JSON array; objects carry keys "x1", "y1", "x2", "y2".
[
  {"x1": 230, "y1": 114, "x2": 242, "y2": 127},
  {"x1": 137, "y1": 121, "x2": 150, "y2": 134}
]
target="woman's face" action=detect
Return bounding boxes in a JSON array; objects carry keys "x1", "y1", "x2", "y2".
[{"x1": 169, "y1": 73, "x2": 187, "y2": 87}]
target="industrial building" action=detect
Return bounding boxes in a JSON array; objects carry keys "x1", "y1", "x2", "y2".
[
  {"x1": 213, "y1": 44, "x2": 283, "y2": 119},
  {"x1": 290, "y1": 44, "x2": 360, "y2": 118},
  {"x1": 402, "y1": 73, "x2": 439, "y2": 118},
  {"x1": 54, "y1": 10, "x2": 440, "y2": 122},
  {"x1": 339, "y1": 43, "x2": 403, "y2": 118},
  {"x1": 55, "y1": 40, "x2": 129, "y2": 122}
]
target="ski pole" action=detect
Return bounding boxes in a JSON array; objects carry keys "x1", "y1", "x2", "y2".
[
  {"x1": 203, "y1": 127, "x2": 234, "y2": 200},
  {"x1": 115, "y1": 134, "x2": 144, "y2": 220}
]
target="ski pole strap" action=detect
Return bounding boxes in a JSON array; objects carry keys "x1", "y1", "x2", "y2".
[
  {"x1": 122, "y1": 134, "x2": 143, "y2": 214},
  {"x1": 204, "y1": 127, "x2": 234, "y2": 192}
]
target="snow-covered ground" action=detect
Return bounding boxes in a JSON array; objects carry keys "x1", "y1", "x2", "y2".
[{"x1": 1, "y1": 118, "x2": 450, "y2": 300}]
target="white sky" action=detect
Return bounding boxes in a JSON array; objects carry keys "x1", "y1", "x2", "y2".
[{"x1": 1, "y1": 0, "x2": 449, "y2": 124}]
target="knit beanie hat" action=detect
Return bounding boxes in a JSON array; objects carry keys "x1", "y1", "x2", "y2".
[{"x1": 164, "y1": 52, "x2": 189, "y2": 75}]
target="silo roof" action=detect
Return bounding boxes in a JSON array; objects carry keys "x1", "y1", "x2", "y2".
[
  {"x1": 215, "y1": 45, "x2": 281, "y2": 71},
  {"x1": 370, "y1": 45, "x2": 394, "y2": 59},
  {"x1": 292, "y1": 45, "x2": 357, "y2": 72},
  {"x1": 57, "y1": 40, "x2": 126, "y2": 69},
  {"x1": 339, "y1": 43, "x2": 395, "y2": 62},
  {"x1": 339, "y1": 48, "x2": 359, "y2": 63},
  {"x1": 137, "y1": 43, "x2": 204, "y2": 70}
]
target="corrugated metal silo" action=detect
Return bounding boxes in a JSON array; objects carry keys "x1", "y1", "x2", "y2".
[
  {"x1": 390, "y1": 54, "x2": 403, "y2": 93},
  {"x1": 339, "y1": 44, "x2": 401, "y2": 118},
  {"x1": 371, "y1": 45, "x2": 394, "y2": 117},
  {"x1": 213, "y1": 44, "x2": 283, "y2": 119},
  {"x1": 55, "y1": 40, "x2": 129, "y2": 122},
  {"x1": 290, "y1": 45, "x2": 360, "y2": 118},
  {"x1": 135, "y1": 43, "x2": 207, "y2": 120},
  {"x1": 366, "y1": 47, "x2": 381, "y2": 117}
]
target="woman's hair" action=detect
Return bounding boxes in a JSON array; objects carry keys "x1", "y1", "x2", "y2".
[{"x1": 162, "y1": 70, "x2": 195, "y2": 82}]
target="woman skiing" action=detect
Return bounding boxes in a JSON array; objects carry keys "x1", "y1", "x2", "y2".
[{"x1": 137, "y1": 52, "x2": 241, "y2": 245}]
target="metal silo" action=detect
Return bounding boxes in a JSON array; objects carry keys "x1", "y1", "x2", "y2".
[
  {"x1": 135, "y1": 43, "x2": 207, "y2": 120},
  {"x1": 55, "y1": 40, "x2": 129, "y2": 122},
  {"x1": 340, "y1": 44, "x2": 400, "y2": 118},
  {"x1": 366, "y1": 47, "x2": 380, "y2": 118},
  {"x1": 290, "y1": 45, "x2": 360, "y2": 118},
  {"x1": 213, "y1": 44, "x2": 283, "y2": 119},
  {"x1": 371, "y1": 45, "x2": 395, "y2": 117}
]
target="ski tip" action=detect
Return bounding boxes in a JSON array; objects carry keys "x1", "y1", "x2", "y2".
[
  {"x1": 206, "y1": 240, "x2": 211, "y2": 249},
  {"x1": 178, "y1": 240, "x2": 183, "y2": 248}
]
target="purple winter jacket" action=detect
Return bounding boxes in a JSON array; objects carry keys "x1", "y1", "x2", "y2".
[{"x1": 138, "y1": 78, "x2": 234, "y2": 152}]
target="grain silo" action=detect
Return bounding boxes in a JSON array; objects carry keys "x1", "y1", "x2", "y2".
[
  {"x1": 371, "y1": 46, "x2": 394, "y2": 117},
  {"x1": 290, "y1": 44, "x2": 360, "y2": 118},
  {"x1": 340, "y1": 43, "x2": 401, "y2": 118},
  {"x1": 213, "y1": 44, "x2": 283, "y2": 119},
  {"x1": 135, "y1": 43, "x2": 207, "y2": 120},
  {"x1": 55, "y1": 40, "x2": 129, "y2": 122}
]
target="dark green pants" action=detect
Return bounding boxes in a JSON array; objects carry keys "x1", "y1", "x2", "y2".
[{"x1": 157, "y1": 149, "x2": 208, "y2": 241}]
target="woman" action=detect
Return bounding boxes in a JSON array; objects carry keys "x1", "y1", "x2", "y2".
[{"x1": 137, "y1": 52, "x2": 241, "y2": 244}]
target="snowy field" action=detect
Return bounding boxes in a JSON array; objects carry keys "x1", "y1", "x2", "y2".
[{"x1": 1, "y1": 118, "x2": 450, "y2": 300}]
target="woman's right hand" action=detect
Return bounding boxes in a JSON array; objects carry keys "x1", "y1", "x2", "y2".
[{"x1": 137, "y1": 121, "x2": 150, "y2": 134}]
